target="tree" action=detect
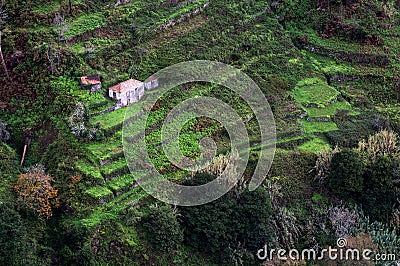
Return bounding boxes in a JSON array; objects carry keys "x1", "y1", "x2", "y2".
[
  {"x1": 0, "y1": 142, "x2": 19, "y2": 200},
  {"x1": 0, "y1": 0, "x2": 10, "y2": 80},
  {"x1": 68, "y1": 102, "x2": 103, "y2": 140},
  {"x1": 328, "y1": 149, "x2": 365, "y2": 197},
  {"x1": 141, "y1": 204, "x2": 183, "y2": 252},
  {"x1": 179, "y1": 173, "x2": 275, "y2": 264},
  {"x1": 362, "y1": 155, "x2": 398, "y2": 223},
  {"x1": 41, "y1": 136, "x2": 89, "y2": 213},
  {"x1": 0, "y1": 201, "x2": 29, "y2": 265},
  {"x1": 14, "y1": 164, "x2": 59, "y2": 218}
]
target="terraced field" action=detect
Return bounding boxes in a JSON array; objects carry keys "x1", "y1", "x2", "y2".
[
  {"x1": 3, "y1": 0, "x2": 400, "y2": 264},
  {"x1": 36, "y1": 0, "x2": 398, "y2": 231}
]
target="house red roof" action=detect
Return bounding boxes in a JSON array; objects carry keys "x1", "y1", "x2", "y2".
[
  {"x1": 109, "y1": 79, "x2": 143, "y2": 93},
  {"x1": 80, "y1": 74, "x2": 101, "y2": 85},
  {"x1": 147, "y1": 75, "x2": 157, "y2": 81}
]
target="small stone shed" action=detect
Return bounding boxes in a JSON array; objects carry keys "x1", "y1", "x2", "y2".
[
  {"x1": 80, "y1": 74, "x2": 102, "y2": 92},
  {"x1": 144, "y1": 76, "x2": 159, "y2": 90}
]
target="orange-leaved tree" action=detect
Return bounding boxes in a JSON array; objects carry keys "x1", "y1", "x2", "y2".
[{"x1": 14, "y1": 165, "x2": 59, "y2": 218}]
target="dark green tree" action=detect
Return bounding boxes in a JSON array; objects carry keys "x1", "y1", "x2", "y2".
[
  {"x1": 179, "y1": 173, "x2": 275, "y2": 264},
  {"x1": 49, "y1": 220, "x2": 95, "y2": 265},
  {"x1": 0, "y1": 142, "x2": 19, "y2": 181},
  {"x1": 0, "y1": 201, "x2": 28, "y2": 265},
  {"x1": 362, "y1": 155, "x2": 398, "y2": 223},
  {"x1": 328, "y1": 149, "x2": 365, "y2": 197},
  {"x1": 141, "y1": 204, "x2": 183, "y2": 252},
  {"x1": 41, "y1": 136, "x2": 87, "y2": 213}
]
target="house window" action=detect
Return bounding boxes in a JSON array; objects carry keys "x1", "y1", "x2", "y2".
[{"x1": 113, "y1": 92, "x2": 116, "y2": 98}]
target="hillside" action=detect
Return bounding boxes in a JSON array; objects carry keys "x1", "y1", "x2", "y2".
[{"x1": 1, "y1": 0, "x2": 400, "y2": 265}]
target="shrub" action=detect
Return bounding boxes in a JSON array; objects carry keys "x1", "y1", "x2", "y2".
[
  {"x1": 14, "y1": 165, "x2": 59, "y2": 218},
  {"x1": 327, "y1": 205, "x2": 359, "y2": 238},
  {"x1": 390, "y1": 208, "x2": 400, "y2": 234},
  {"x1": 328, "y1": 149, "x2": 365, "y2": 197},
  {"x1": 272, "y1": 207, "x2": 302, "y2": 250},
  {"x1": 0, "y1": 142, "x2": 19, "y2": 181},
  {"x1": 179, "y1": 173, "x2": 275, "y2": 264},
  {"x1": 41, "y1": 137, "x2": 88, "y2": 212},
  {"x1": 68, "y1": 102, "x2": 104, "y2": 141},
  {"x1": 55, "y1": 221, "x2": 95, "y2": 265},
  {"x1": 0, "y1": 201, "x2": 29, "y2": 265},
  {"x1": 314, "y1": 146, "x2": 340, "y2": 184},
  {"x1": 141, "y1": 204, "x2": 183, "y2": 252},
  {"x1": 358, "y1": 130, "x2": 399, "y2": 161},
  {"x1": 327, "y1": 113, "x2": 376, "y2": 148},
  {"x1": 362, "y1": 155, "x2": 398, "y2": 223}
]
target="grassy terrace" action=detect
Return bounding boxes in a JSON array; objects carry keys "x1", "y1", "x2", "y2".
[
  {"x1": 106, "y1": 173, "x2": 137, "y2": 192},
  {"x1": 290, "y1": 78, "x2": 340, "y2": 108},
  {"x1": 156, "y1": 0, "x2": 210, "y2": 26},
  {"x1": 91, "y1": 102, "x2": 143, "y2": 129},
  {"x1": 70, "y1": 37, "x2": 120, "y2": 55},
  {"x1": 101, "y1": 157, "x2": 129, "y2": 177},
  {"x1": 76, "y1": 160, "x2": 104, "y2": 182},
  {"x1": 78, "y1": 186, "x2": 147, "y2": 228},
  {"x1": 300, "y1": 119, "x2": 339, "y2": 133},
  {"x1": 300, "y1": 29, "x2": 389, "y2": 55},
  {"x1": 85, "y1": 131, "x2": 123, "y2": 161},
  {"x1": 290, "y1": 77, "x2": 357, "y2": 134},
  {"x1": 64, "y1": 13, "x2": 106, "y2": 37},
  {"x1": 305, "y1": 50, "x2": 395, "y2": 77},
  {"x1": 85, "y1": 186, "x2": 113, "y2": 201},
  {"x1": 306, "y1": 100, "x2": 359, "y2": 118},
  {"x1": 298, "y1": 136, "x2": 331, "y2": 153}
]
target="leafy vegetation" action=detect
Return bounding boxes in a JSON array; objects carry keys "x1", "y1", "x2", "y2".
[
  {"x1": 14, "y1": 165, "x2": 59, "y2": 218},
  {"x1": 180, "y1": 173, "x2": 275, "y2": 264},
  {"x1": 1, "y1": 0, "x2": 400, "y2": 264}
]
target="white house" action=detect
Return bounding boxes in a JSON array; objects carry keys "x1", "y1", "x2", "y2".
[
  {"x1": 108, "y1": 77, "x2": 159, "y2": 107},
  {"x1": 109, "y1": 79, "x2": 145, "y2": 107}
]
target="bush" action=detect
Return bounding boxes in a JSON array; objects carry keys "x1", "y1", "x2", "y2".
[
  {"x1": 41, "y1": 136, "x2": 88, "y2": 213},
  {"x1": 68, "y1": 102, "x2": 104, "y2": 141},
  {"x1": 0, "y1": 201, "x2": 29, "y2": 265},
  {"x1": 141, "y1": 204, "x2": 183, "y2": 253},
  {"x1": 328, "y1": 149, "x2": 365, "y2": 197},
  {"x1": 362, "y1": 155, "x2": 398, "y2": 223},
  {"x1": 14, "y1": 165, "x2": 59, "y2": 218},
  {"x1": 179, "y1": 173, "x2": 275, "y2": 264},
  {"x1": 314, "y1": 146, "x2": 340, "y2": 184},
  {"x1": 358, "y1": 130, "x2": 399, "y2": 161},
  {"x1": 0, "y1": 142, "x2": 19, "y2": 181},
  {"x1": 327, "y1": 113, "x2": 376, "y2": 148},
  {"x1": 54, "y1": 221, "x2": 95, "y2": 265}
]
